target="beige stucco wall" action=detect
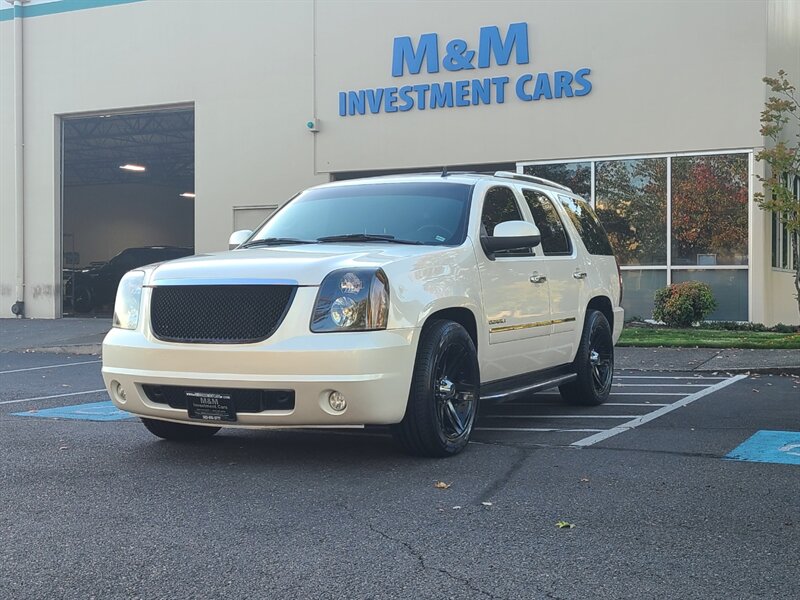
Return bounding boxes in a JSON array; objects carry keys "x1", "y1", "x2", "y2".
[
  {"x1": 315, "y1": 0, "x2": 768, "y2": 170},
  {"x1": 0, "y1": 0, "x2": 791, "y2": 320},
  {"x1": 764, "y1": 0, "x2": 800, "y2": 325},
  {"x1": 0, "y1": 12, "x2": 17, "y2": 316},
  {"x1": 0, "y1": 0, "x2": 326, "y2": 318}
]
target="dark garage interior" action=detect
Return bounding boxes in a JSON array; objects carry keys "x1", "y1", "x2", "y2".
[{"x1": 61, "y1": 108, "x2": 195, "y2": 316}]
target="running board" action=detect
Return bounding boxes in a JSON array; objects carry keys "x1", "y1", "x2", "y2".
[{"x1": 481, "y1": 373, "x2": 577, "y2": 402}]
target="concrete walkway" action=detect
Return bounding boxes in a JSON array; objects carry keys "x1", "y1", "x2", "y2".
[
  {"x1": 2, "y1": 317, "x2": 799, "y2": 373},
  {"x1": 0, "y1": 317, "x2": 110, "y2": 354},
  {"x1": 616, "y1": 346, "x2": 800, "y2": 375}
]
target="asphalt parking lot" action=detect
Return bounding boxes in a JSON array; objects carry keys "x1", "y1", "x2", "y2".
[{"x1": 1, "y1": 352, "x2": 798, "y2": 599}]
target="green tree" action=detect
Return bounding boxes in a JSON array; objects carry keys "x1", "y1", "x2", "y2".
[{"x1": 756, "y1": 70, "x2": 800, "y2": 316}]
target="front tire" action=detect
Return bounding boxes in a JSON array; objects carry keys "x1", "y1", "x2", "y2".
[
  {"x1": 559, "y1": 310, "x2": 614, "y2": 406},
  {"x1": 392, "y1": 320, "x2": 479, "y2": 457},
  {"x1": 141, "y1": 418, "x2": 221, "y2": 441}
]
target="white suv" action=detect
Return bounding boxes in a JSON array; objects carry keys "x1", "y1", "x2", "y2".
[{"x1": 102, "y1": 171, "x2": 623, "y2": 457}]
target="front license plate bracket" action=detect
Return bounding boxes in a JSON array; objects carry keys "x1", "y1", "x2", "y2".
[{"x1": 186, "y1": 390, "x2": 236, "y2": 422}]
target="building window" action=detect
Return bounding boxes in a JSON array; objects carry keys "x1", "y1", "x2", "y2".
[
  {"x1": 518, "y1": 151, "x2": 751, "y2": 321},
  {"x1": 771, "y1": 174, "x2": 799, "y2": 272},
  {"x1": 671, "y1": 154, "x2": 748, "y2": 266},
  {"x1": 523, "y1": 162, "x2": 592, "y2": 202},
  {"x1": 595, "y1": 158, "x2": 667, "y2": 266}
]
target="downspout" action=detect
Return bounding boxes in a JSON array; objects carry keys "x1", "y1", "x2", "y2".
[{"x1": 10, "y1": 0, "x2": 26, "y2": 317}]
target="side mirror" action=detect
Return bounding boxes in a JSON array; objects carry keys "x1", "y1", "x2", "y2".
[
  {"x1": 481, "y1": 220, "x2": 541, "y2": 254},
  {"x1": 228, "y1": 229, "x2": 253, "y2": 250}
]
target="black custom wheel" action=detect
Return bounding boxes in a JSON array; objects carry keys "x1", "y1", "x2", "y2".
[
  {"x1": 392, "y1": 320, "x2": 479, "y2": 457},
  {"x1": 559, "y1": 309, "x2": 614, "y2": 406},
  {"x1": 141, "y1": 418, "x2": 221, "y2": 441}
]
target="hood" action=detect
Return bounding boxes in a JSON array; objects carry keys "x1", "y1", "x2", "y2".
[{"x1": 148, "y1": 244, "x2": 445, "y2": 286}]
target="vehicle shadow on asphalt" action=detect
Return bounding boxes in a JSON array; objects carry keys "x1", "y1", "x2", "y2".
[{"x1": 126, "y1": 427, "x2": 433, "y2": 466}]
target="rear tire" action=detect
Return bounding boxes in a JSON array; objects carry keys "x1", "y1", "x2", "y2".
[
  {"x1": 141, "y1": 418, "x2": 221, "y2": 441},
  {"x1": 73, "y1": 286, "x2": 93, "y2": 313},
  {"x1": 392, "y1": 320, "x2": 479, "y2": 457},
  {"x1": 559, "y1": 310, "x2": 614, "y2": 406}
]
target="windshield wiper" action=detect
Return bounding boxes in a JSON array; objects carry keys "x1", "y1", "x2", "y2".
[
  {"x1": 316, "y1": 233, "x2": 424, "y2": 245},
  {"x1": 240, "y1": 237, "x2": 316, "y2": 248}
]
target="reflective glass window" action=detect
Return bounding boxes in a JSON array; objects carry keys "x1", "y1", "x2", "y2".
[
  {"x1": 521, "y1": 189, "x2": 570, "y2": 255},
  {"x1": 672, "y1": 270, "x2": 748, "y2": 321},
  {"x1": 620, "y1": 270, "x2": 667, "y2": 320},
  {"x1": 523, "y1": 162, "x2": 592, "y2": 201},
  {"x1": 595, "y1": 158, "x2": 667, "y2": 266},
  {"x1": 671, "y1": 154, "x2": 748, "y2": 266}
]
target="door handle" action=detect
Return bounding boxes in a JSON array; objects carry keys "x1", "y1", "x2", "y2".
[
  {"x1": 573, "y1": 271, "x2": 588, "y2": 280},
  {"x1": 530, "y1": 273, "x2": 547, "y2": 284}
]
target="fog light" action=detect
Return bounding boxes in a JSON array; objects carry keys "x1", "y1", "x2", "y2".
[
  {"x1": 114, "y1": 381, "x2": 127, "y2": 404},
  {"x1": 328, "y1": 391, "x2": 346, "y2": 412}
]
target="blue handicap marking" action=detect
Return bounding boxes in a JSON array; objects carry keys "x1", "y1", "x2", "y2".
[
  {"x1": 13, "y1": 401, "x2": 134, "y2": 422},
  {"x1": 725, "y1": 430, "x2": 800, "y2": 466}
]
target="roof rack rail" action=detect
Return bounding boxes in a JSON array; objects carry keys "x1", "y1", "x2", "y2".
[{"x1": 493, "y1": 171, "x2": 573, "y2": 192}]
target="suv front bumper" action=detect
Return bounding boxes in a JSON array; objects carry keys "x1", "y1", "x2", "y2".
[{"x1": 102, "y1": 325, "x2": 419, "y2": 428}]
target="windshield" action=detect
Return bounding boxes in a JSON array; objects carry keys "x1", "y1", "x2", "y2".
[{"x1": 249, "y1": 182, "x2": 474, "y2": 246}]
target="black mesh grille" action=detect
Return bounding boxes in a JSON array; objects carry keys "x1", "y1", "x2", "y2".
[{"x1": 150, "y1": 285, "x2": 296, "y2": 344}]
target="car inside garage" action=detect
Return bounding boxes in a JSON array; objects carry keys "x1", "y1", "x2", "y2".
[{"x1": 61, "y1": 107, "x2": 195, "y2": 316}]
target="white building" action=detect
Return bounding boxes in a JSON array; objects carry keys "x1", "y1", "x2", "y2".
[{"x1": 1, "y1": 0, "x2": 798, "y2": 323}]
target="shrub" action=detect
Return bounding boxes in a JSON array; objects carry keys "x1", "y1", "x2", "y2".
[{"x1": 653, "y1": 281, "x2": 717, "y2": 327}]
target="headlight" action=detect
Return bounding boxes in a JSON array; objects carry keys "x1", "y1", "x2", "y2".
[
  {"x1": 311, "y1": 269, "x2": 389, "y2": 332},
  {"x1": 112, "y1": 270, "x2": 145, "y2": 330}
]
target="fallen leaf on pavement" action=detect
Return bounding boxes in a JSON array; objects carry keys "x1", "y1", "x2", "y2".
[
  {"x1": 556, "y1": 521, "x2": 575, "y2": 529},
  {"x1": 434, "y1": 481, "x2": 451, "y2": 489}
]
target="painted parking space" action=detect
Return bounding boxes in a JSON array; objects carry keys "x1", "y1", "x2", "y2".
[
  {"x1": 0, "y1": 353, "x2": 106, "y2": 407},
  {"x1": 725, "y1": 430, "x2": 800, "y2": 466},
  {"x1": 473, "y1": 373, "x2": 748, "y2": 447},
  {"x1": 12, "y1": 400, "x2": 133, "y2": 421}
]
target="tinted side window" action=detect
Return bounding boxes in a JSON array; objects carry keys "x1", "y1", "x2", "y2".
[
  {"x1": 558, "y1": 195, "x2": 615, "y2": 256},
  {"x1": 522, "y1": 189, "x2": 571, "y2": 255},
  {"x1": 481, "y1": 186, "x2": 522, "y2": 235},
  {"x1": 481, "y1": 186, "x2": 531, "y2": 256}
]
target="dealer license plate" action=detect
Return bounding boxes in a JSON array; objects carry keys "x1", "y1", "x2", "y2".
[{"x1": 186, "y1": 390, "x2": 236, "y2": 422}]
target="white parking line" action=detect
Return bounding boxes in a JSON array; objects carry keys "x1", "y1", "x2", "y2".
[
  {"x1": 0, "y1": 360, "x2": 101, "y2": 375},
  {"x1": 476, "y1": 427, "x2": 604, "y2": 433},
  {"x1": 492, "y1": 402, "x2": 669, "y2": 407},
  {"x1": 571, "y1": 374, "x2": 748, "y2": 447},
  {"x1": 613, "y1": 384, "x2": 713, "y2": 387},
  {"x1": 483, "y1": 414, "x2": 639, "y2": 419},
  {"x1": 614, "y1": 375, "x2": 728, "y2": 380},
  {"x1": 535, "y1": 392, "x2": 688, "y2": 396},
  {"x1": 0, "y1": 389, "x2": 108, "y2": 406}
]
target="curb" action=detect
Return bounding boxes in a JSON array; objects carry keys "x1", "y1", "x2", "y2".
[{"x1": 617, "y1": 365, "x2": 800, "y2": 376}]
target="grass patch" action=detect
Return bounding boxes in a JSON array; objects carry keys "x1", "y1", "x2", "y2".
[{"x1": 618, "y1": 327, "x2": 800, "y2": 349}]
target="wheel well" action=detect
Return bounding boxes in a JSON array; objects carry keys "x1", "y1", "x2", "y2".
[
  {"x1": 587, "y1": 296, "x2": 613, "y2": 330},
  {"x1": 425, "y1": 307, "x2": 478, "y2": 350}
]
